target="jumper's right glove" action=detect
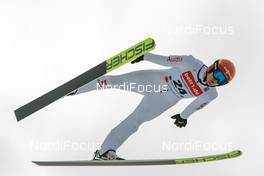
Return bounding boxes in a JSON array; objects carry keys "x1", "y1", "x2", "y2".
[
  {"x1": 131, "y1": 55, "x2": 144, "y2": 64},
  {"x1": 171, "y1": 114, "x2": 187, "y2": 128}
]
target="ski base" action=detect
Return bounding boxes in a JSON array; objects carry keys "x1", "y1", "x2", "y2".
[{"x1": 32, "y1": 150, "x2": 242, "y2": 166}]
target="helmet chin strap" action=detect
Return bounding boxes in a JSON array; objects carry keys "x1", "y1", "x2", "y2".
[
  {"x1": 203, "y1": 72, "x2": 213, "y2": 87},
  {"x1": 197, "y1": 65, "x2": 210, "y2": 87}
]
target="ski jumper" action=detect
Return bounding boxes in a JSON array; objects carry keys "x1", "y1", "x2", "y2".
[{"x1": 74, "y1": 53, "x2": 218, "y2": 154}]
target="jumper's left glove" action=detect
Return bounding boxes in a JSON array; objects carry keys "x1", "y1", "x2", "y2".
[{"x1": 171, "y1": 114, "x2": 187, "y2": 128}]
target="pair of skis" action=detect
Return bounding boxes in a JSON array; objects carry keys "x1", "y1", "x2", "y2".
[{"x1": 14, "y1": 38, "x2": 242, "y2": 166}]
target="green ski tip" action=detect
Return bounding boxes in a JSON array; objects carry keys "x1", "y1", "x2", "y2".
[{"x1": 174, "y1": 150, "x2": 242, "y2": 164}]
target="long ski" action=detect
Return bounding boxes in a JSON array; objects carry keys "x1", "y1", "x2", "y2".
[
  {"x1": 32, "y1": 150, "x2": 241, "y2": 166},
  {"x1": 14, "y1": 38, "x2": 155, "y2": 121}
]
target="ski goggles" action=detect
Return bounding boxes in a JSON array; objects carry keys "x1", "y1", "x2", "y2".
[{"x1": 212, "y1": 68, "x2": 228, "y2": 86}]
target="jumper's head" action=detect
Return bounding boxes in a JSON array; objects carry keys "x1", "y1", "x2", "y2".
[{"x1": 205, "y1": 59, "x2": 236, "y2": 87}]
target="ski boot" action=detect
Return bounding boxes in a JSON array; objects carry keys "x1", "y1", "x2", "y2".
[{"x1": 93, "y1": 149, "x2": 125, "y2": 160}]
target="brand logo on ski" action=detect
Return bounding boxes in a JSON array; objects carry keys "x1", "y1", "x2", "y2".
[{"x1": 106, "y1": 38, "x2": 155, "y2": 72}]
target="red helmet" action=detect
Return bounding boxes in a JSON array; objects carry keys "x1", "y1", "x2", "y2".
[{"x1": 207, "y1": 59, "x2": 236, "y2": 86}]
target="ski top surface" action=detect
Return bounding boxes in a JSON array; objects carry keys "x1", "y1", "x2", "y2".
[
  {"x1": 14, "y1": 38, "x2": 155, "y2": 121},
  {"x1": 32, "y1": 150, "x2": 242, "y2": 166}
]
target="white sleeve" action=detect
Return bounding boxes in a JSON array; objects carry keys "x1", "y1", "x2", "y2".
[
  {"x1": 144, "y1": 53, "x2": 194, "y2": 67},
  {"x1": 180, "y1": 89, "x2": 218, "y2": 119}
]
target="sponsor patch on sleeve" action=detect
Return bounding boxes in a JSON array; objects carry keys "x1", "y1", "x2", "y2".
[{"x1": 167, "y1": 56, "x2": 183, "y2": 62}]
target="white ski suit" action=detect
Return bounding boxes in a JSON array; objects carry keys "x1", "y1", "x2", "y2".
[{"x1": 74, "y1": 53, "x2": 218, "y2": 154}]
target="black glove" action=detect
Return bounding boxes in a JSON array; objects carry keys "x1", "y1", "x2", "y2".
[
  {"x1": 131, "y1": 55, "x2": 144, "y2": 64},
  {"x1": 171, "y1": 114, "x2": 187, "y2": 128}
]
